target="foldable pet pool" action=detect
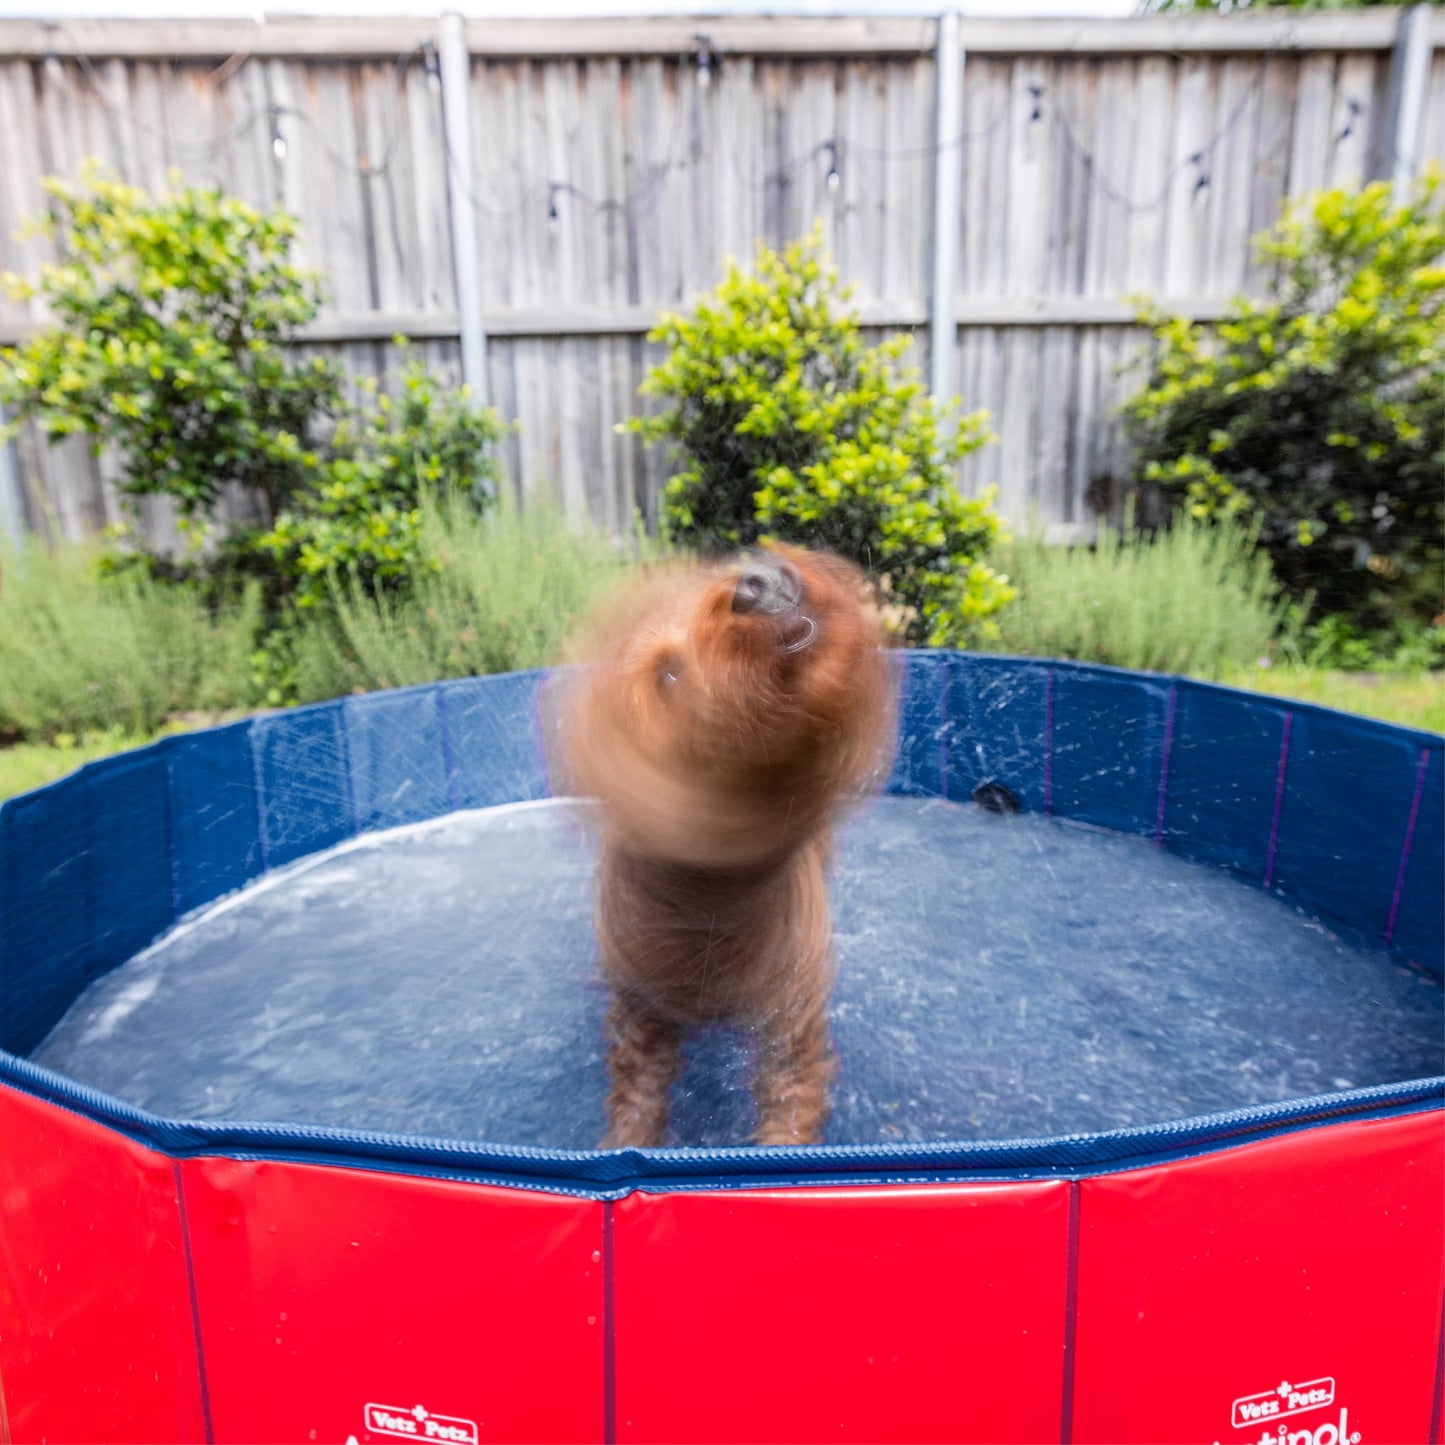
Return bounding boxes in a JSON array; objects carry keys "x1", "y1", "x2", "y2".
[{"x1": 2, "y1": 652, "x2": 1441, "y2": 1444}]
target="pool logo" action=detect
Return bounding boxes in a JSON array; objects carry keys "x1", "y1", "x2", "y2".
[
  {"x1": 363, "y1": 1402, "x2": 479, "y2": 1445},
  {"x1": 1228, "y1": 1376, "x2": 1360, "y2": 1445},
  {"x1": 1233, "y1": 1377, "x2": 1336, "y2": 1429}
]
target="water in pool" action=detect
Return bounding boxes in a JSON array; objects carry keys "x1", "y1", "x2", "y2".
[{"x1": 33, "y1": 796, "x2": 1443, "y2": 1148}]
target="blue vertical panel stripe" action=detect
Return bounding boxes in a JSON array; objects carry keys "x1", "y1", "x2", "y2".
[
  {"x1": 84, "y1": 745, "x2": 173, "y2": 984},
  {"x1": 444, "y1": 671, "x2": 551, "y2": 811},
  {"x1": 1387, "y1": 745, "x2": 1444, "y2": 979},
  {"x1": 255, "y1": 703, "x2": 354, "y2": 870},
  {"x1": 1049, "y1": 666, "x2": 1169, "y2": 836},
  {"x1": 886, "y1": 651, "x2": 951, "y2": 798},
  {"x1": 1270, "y1": 708, "x2": 1427, "y2": 945},
  {"x1": 167, "y1": 722, "x2": 264, "y2": 917},
  {"x1": 0, "y1": 773, "x2": 90, "y2": 1054},
  {"x1": 1162, "y1": 681, "x2": 1289, "y2": 880},
  {"x1": 344, "y1": 687, "x2": 451, "y2": 833},
  {"x1": 944, "y1": 655, "x2": 1051, "y2": 814}
]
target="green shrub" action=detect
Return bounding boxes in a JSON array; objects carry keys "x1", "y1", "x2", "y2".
[
  {"x1": 286, "y1": 489, "x2": 652, "y2": 701},
  {"x1": 629, "y1": 229, "x2": 1011, "y2": 646},
  {"x1": 258, "y1": 361, "x2": 507, "y2": 606},
  {"x1": 1123, "y1": 172, "x2": 1445, "y2": 634},
  {"x1": 984, "y1": 512, "x2": 1287, "y2": 677},
  {"x1": 0, "y1": 168, "x2": 342, "y2": 527},
  {"x1": 0, "y1": 171, "x2": 509, "y2": 610},
  {"x1": 0, "y1": 537, "x2": 262, "y2": 739}
]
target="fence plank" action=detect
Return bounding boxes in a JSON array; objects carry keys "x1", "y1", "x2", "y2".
[
  {"x1": 1161, "y1": 57, "x2": 1212, "y2": 297},
  {"x1": 1330, "y1": 51, "x2": 1379, "y2": 190}
]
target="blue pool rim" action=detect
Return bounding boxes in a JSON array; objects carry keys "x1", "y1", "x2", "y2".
[{"x1": 2, "y1": 651, "x2": 1441, "y2": 1199}]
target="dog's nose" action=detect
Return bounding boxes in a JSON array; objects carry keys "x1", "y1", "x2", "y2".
[{"x1": 731, "y1": 557, "x2": 803, "y2": 616}]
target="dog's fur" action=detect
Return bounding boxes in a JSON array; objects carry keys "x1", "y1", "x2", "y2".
[{"x1": 553, "y1": 545, "x2": 895, "y2": 1148}]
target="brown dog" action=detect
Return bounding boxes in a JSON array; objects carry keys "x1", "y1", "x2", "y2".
[{"x1": 553, "y1": 545, "x2": 895, "y2": 1148}]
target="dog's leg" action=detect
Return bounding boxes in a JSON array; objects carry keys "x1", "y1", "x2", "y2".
[
  {"x1": 601, "y1": 996, "x2": 683, "y2": 1149},
  {"x1": 753, "y1": 1003, "x2": 838, "y2": 1147}
]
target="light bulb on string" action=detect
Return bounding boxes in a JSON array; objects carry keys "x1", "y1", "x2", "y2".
[
  {"x1": 1027, "y1": 84, "x2": 1044, "y2": 124},
  {"x1": 824, "y1": 139, "x2": 841, "y2": 196},
  {"x1": 1189, "y1": 152, "x2": 1210, "y2": 205},
  {"x1": 423, "y1": 43, "x2": 442, "y2": 96},
  {"x1": 271, "y1": 112, "x2": 287, "y2": 163},
  {"x1": 1335, "y1": 97, "x2": 1362, "y2": 145},
  {"x1": 695, "y1": 33, "x2": 713, "y2": 92}
]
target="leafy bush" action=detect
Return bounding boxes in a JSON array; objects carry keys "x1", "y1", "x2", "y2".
[
  {"x1": 0, "y1": 537, "x2": 262, "y2": 739},
  {"x1": 1123, "y1": 173, "x2": 1445, "y2": 633},
  {"x1": 0, "y1": 168, "x2": 342, "y2": 526},
  {"x1": 258, "y1": 362, "x2": 507, "y2": 606},
  {"x1": 0, "y1": 164, "x2": 511, "y2": 625},
  {"x1": 984, "y1": 511, "x2": 1286, "y2": 677},
  {"x1": 629, "y1": 229, "x2": 1011, "y2": 645},
  {"x1": 287, "y1": 489, "x2": 652, "y2": 701}
]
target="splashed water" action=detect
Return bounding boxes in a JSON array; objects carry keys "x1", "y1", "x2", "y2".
[{"x1": 33, "y1": 797, "x2": 1442, "y2": 1148}]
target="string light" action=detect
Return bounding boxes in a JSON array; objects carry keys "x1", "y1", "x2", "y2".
[
  {"x1": 49, "y1": 27, "x2": 1325, "y2": 232},
  {"x1": 1335, "y1": 97, "x2": 1363, "y2": 145},
  {"x1": 1190, "y1": 152, "x2": 1211, "y2": 203},
  {"x1": 823, "y1": 139, "x2": 841, "y2": 195}
]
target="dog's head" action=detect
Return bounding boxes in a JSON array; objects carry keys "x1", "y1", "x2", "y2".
[{"x1": 553, "y1": 545, "x2": 896, "y2": 868}]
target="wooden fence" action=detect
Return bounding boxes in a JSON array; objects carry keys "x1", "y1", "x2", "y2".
[{"x1": 1, "y1": 7, "x2": 1441, "y2": 548}]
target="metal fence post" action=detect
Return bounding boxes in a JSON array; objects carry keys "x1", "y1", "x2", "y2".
[
  {"x1": 1374, "y1": 2, "x2": 1432, "y2": 201},
  {"x1": 929, "y1": 11, "x2": 964, "y2": 408},
  {"x1": 0, "y1": 404, "x2": 24, "y2": 544},
  {"x1": 438, "y1": 11, "x2": 489, "y2": 404}
]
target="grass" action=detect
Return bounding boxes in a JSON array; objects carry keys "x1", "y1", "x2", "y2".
[
  {"x1": 1220, "y1": 664, "x2": 1444, "y2": 734},
  {"x1": 0, "y1": 710, "x2": 261, "y2": 803},
  {"x1": 0, "y1": 728, "x2": 158, "y2": 800}
]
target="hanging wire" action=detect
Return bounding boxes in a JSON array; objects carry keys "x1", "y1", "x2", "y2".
[
  {"x1": 1045, "y1": 58, "x2": 1276, "y2": 216},
  {"x1": 55, "y1": 24, "x2": 427, "y2": 182},
  {"x1": 23, "y1": 27, "x2": 1373, "y2": 244}
]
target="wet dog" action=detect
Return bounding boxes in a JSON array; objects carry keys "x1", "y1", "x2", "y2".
[{"x1": 553, "y1": 546, "x2": 895, "y2": 1148}]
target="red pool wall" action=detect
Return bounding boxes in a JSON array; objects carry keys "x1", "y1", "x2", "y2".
[{"x1": 1, "y1": 1083, "x2": 1440, "y2": 1444}]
